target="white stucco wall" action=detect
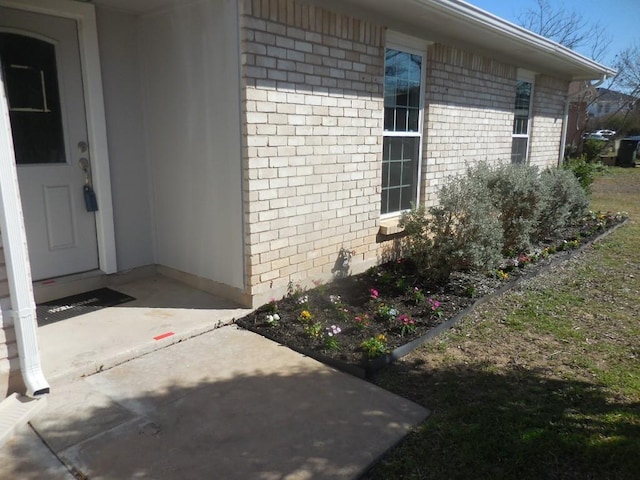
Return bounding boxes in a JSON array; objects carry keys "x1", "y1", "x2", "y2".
[
  {"x1": 140, "y1": 0, "x2": 245, "y2": 290},
  {"x1": 95, "y1": 7, "x2": 154, "y2": 271}
]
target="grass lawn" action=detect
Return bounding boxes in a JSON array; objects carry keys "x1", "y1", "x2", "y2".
[{"x1": 363, "y1": 167, "x2": 640, "y2": 480}]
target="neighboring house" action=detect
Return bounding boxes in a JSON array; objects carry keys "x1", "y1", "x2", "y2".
[
  {"x1": 588, "y1": 87, "x2": 638, "y2": 119},
  {"x1": 0, "y1": 0, "x2": 615, "y2": 405}
]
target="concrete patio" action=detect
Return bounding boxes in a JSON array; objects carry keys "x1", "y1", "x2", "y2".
[{"x1": 0, "y1": 274, "x2": 429, "y2": 479}]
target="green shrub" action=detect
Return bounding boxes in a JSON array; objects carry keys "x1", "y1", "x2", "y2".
[
  {"x1": 562, "y1": 155, "x2": 599, "y2": 193},
  {"x1": 398, "y1": 204, "x2": 432, "y2": 271},
  {"x1": 486, "y1": 164, "x2": 545, "y2": 256},
  {"x1": 400, "y1": 163, "x2": 503, "y2": 282},
  {"x1": 536, "y1": 168, "x2": 589, "y2": 240},
  {"x1": 582, "y1": 138, "x2": 607, "y2": 162},
  {"x1": 401, "y1": 162, "x2": 591, "y2": 282}
]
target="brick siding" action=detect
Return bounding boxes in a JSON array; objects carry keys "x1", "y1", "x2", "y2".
[
  {"x1": 529, "y1": 75, "x2": 569, "y2": 168},
  {"x1": 240, "y1": 0, "x2": 385, "y2": 304},
  {"x1": 423, "y1": 44, "x2": 517, "y2": 205},
  {"x1": 240, "y1": 0, "x2": 571, "y2": 306}
]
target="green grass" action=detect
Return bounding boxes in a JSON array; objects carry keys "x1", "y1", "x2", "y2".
[{"x1": 364, "y1": 167, "x2": 640, "y2": 480}]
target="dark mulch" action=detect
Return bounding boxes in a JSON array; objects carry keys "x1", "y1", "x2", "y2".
[{"x1": 235, "y1": 212, "x2": 626, "y2": 375}]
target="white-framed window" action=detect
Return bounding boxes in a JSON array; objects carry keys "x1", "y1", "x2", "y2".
[
  {"x1": 511, "y1": 70, "x2": 534, "y2": 164},
  {"x1": 381, "y1": 33, "x2": 427, "y2": 216}
]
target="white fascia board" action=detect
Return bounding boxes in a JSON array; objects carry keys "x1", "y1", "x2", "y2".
[{"x1": 414, "y1": 0, "x2": 617, "y2": 80}]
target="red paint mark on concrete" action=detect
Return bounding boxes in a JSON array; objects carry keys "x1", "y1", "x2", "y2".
[{"x1": 153, "y1": 331, "x2": 174, "y2": 341}]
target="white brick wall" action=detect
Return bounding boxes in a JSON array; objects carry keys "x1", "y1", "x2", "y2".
[
  {"x1": 240, "y1": 0, "x2": 572, "y2": 306},
  {"x1": 422, "y1": 44, "x2": 517, "y2": 206},
  {"x1": 529, "y1": 75, "x2": 569, "y2": 168},
  {"x1": 240, "y1": 0, "x2": 385, "y2": 304}
]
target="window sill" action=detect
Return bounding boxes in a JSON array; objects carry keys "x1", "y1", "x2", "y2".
[{"x1": 379, "y1": 217, "x2": 405, "y2": 236}]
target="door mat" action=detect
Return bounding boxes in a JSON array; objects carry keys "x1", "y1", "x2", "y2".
[{"x1": 37, "y1": 287, "x2": 135, "y2": 326}]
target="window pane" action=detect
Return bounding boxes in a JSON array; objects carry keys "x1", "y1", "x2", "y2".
[
  {"x1": 381, "y1": 137, "x2": 419, "y2": 215},
  {"x1": 386, "y1": 187, "x2": 401, "y2": 214},
  {"x1": 511, "y1": 137, "x2": 528, "y2": 164},
  {"x1": 384, "y1": 48, "x2": 422, "y2": 132},
  {"x1": 512, "y1": 80, "x2": 531, "y2": 135},
  {"x1": 0, "y1": 33, "x2": 66, "y2": 164}
]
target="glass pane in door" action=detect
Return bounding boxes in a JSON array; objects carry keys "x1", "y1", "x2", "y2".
[{"x1": 0, "y1": 33, "x2": 66, "y2": 164}]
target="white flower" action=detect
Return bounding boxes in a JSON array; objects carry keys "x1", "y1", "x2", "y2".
[
  {"x1": 266, "y1": 314, "x2": 274, "y2": 323},
  {"x1": 273, "y1": 313, "x2": 280, "y2": 321}
]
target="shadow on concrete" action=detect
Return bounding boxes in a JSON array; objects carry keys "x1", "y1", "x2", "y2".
[
  {"x1": 4, "y1": 329, "x2": 428, "y2": 479},
  {"x1": 364, "y1": 361, "x2": 640, "y2": 479}
]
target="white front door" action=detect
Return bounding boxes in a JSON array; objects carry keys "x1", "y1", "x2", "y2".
[{"x1": 0, "y1": 6, "x2": 99, "y2": 281}]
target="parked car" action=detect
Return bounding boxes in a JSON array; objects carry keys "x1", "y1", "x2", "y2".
[
  {"x1": 594, "y1": 129, "x2": 616, "y2": 137},
  {"x1": 583, "y1": 133, "x2": 610, "y2": 142}
]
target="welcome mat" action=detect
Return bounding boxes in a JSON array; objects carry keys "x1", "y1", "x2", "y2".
[{"x1": 37, "y1": 287, "x2": 135, "y2": 326}]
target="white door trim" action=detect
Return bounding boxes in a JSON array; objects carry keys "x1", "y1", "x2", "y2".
[{"x1": 0, "y1": 0, "x2": 117, "y2": 275}]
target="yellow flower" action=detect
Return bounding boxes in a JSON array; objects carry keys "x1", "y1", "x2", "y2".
[{"x1": 299, "y1": 310, "x2": 312, "y2": 321}]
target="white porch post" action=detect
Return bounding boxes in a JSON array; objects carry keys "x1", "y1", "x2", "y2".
[{"x1": 0, "y1": 63, "x2": 50, "y2": 397}]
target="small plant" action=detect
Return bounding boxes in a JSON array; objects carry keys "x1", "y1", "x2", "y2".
[
  {"x1": 517, "y1": 253, "x2": 532, "y2": 266},
  {"x1": 324, "y1": 325, "x2": 342, "y2": 351},
  {"x1": 329, "y1": 294, "x2": 342, "y2": 305},
  {"x1": 287, "y1": 281, "x2": 308, "y2": 305},
  {"x1": 398, "y1": 314, "x2": 416, "y2": 337},
  {"x1": 428, "y1": 298, "x2": 443, "y2": 318},
  {"x1": 263, "y1": 299, "x2": 278, "y2": 314},
  {"x1": 466, "y1": 284, "x2": 477, "y2": 298},
  {"x1": 312, "y1": 279, "x2": 327, "y2": 296},
  {"x1": 304, "y1": 322, "x2": 323, "y2": 338},
  {"x1": 495, "y1": 269, "x2": 509, "y2": 280},
  {"x1": 265, "y1": 313, "x2": 280, "y2": 326},
  {"x1": 353, "y1": 314, "x2": 371, "y2": 330},
  {"x1": 361, "y1": 334, "x2": 388, "y2": 359},
  {"x1": 376, "y1": 304, "x2": 399, "y2": 322},
  {"x1": 411, "y1": 287, "x2": 425, "y2": 305}
]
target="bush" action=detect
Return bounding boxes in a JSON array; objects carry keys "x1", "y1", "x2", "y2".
[
  {"x1": 582, "y1": 138, "x2": 607, "y2": 162},
  {"x1": 400, "y1": 163, "x2": 503, "y2": 282},
  {"x1": 486, "y1": 164, "x2": 545, "y2": 256},
  {"x1": 401, "y1": 162, "x2": 590, "y2": 282},
  {"x1": 398, "y1": 205, "x2": 432, "y2": 271},
  {"x1": 563, "y1": 155, "x2": 600, "y2": 193},
  {"x1": 536, "y1": 168, "x2": 589, "y2": 240}
]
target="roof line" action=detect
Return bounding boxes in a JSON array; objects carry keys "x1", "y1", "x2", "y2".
[{"x1": 418, "y1": 0, "x2": 617, "y2": 79}]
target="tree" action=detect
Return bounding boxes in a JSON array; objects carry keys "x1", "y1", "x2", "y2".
[
  {"x1": 516, "y1": 0, "x2": 611, "y2": 61},
  {"x1": 614, "y1": 43, "x2": 640, "y2": 96}
]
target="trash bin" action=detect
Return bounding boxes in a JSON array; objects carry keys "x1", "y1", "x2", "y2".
[{"x1": 616, "y1": 136, "x2": 640, "y2": 167}]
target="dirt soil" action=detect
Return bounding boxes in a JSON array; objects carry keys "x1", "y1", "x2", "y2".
[{"x1": 235, "y1": 213, "x2": 626, "y2": 374}]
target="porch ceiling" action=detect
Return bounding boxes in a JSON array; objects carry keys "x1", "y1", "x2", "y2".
[{"x1": 87, "y1": 0, "x2": 616, "y2": 81}]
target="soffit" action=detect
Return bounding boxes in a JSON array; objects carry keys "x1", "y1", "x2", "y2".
[{"x1": 86, "y1": 0, "x2": 616, "y2": 81}]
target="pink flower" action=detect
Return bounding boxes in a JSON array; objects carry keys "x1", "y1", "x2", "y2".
[{"x1": 369, "y1": 288, "x2": 379, "y2": 299}]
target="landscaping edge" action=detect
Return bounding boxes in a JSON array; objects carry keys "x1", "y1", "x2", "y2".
[{"x1": 238, "y1": 218, "x2": 629, "y2": 379}]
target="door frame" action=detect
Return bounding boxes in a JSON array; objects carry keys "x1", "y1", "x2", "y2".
[{"x1": 0, "y1": 0, "x2": 117, "y2": 276}]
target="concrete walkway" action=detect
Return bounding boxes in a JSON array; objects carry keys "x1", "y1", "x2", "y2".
[{"x1": 2, "y1": 326, "x2": 428, "y2": 479}]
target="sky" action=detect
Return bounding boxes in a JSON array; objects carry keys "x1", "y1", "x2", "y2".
[{"x1": 467, "y1": 0, "x2": 639, "y2": 68}]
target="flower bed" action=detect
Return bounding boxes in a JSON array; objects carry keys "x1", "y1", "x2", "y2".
[{"x1": 235, "y1": 212, "x2": 628, "y2": 378}]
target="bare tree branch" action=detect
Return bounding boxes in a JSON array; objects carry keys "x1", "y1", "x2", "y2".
[{"x1": 516, "y1": 0, "x2": 611, "y2": 61}]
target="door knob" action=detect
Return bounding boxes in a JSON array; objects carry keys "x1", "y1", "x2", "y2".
[{"x1": 79, "y1": 157, "x2": 89, "y2": 173}]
